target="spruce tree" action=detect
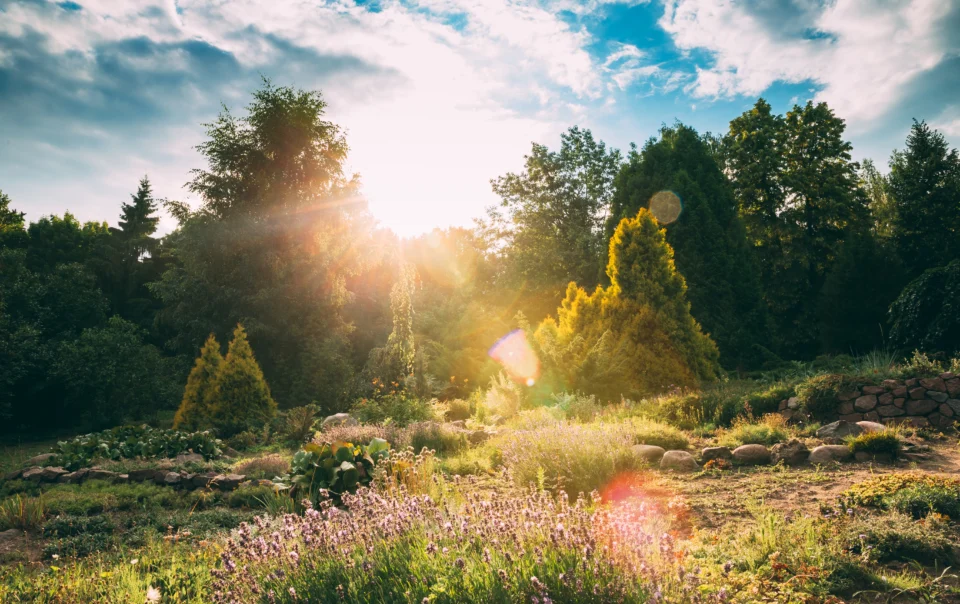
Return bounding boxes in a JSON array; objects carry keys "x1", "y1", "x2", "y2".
[
  {"x1": 118, "y1": 176, "x2": 160, "y2": 259},
  {"x1": 607, "y1": 124, "x2": 770, "y2": 369},
  {"x1": 173, "y1": 334, "x2": 224, "y2": 431},
  {"x1": 211, "y1": 324, "x2": 277, "y2": 437}
]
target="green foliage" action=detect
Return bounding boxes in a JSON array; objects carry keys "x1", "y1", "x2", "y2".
[
  {"x1": 350, "y1": 392, "x2": 436, "y2": 426},
  {"x1": 623, "y1": 417, "x2": 689, "y2": 450},
  {"x1": 275, "y1": 438, "x2": 390, "y2": 505},
  {"x1": 551, "y1": 392, "x2": 600, "y2": 422},
  {"x1": 844, "y1": 512, "x2": 954, "y2": 564},
  {"x1": 173, "y1": 334, "x2": 223, "y2": 431},
  {"x1": 718, "y1": 414, "x2": 789, "y2": 447},
  {"x1": 444, "y1": 398, "x2": 472, "y2": 421},
  {"x1": 407, "y1": 422, "x2": 467, "y2": 455},
  {"x1": 0, "y1": 493, "x2": 45, "y2": 531},
  {"x1": 609, "y1": 124, "x2": 771, "y2": 369},
  {"x1": 846, "y1": 429, "x2": 901, "y2": 456},
  {"x1": 657, "y1": 380, "x2": 794, "y2": 428},
  {"x1": 233, "y1": 453, "x2": 290, "y2": 479},
  {"x1": 840, "y1": 472, "x2": 960, "y2": 510},
  {"x1": 887, "y1": 484, "x2": 960, "y2": 520},
  {"x1": 795, "y1": 374, "x2": 863, "y2": 419},
  {"x1": 888, "y1": 259, "x2": 960, "y2": 356},
  {"x1": 210, "y1": 324, "x2": 277, "y2": 438},
  {"x1": 50, "y1": 425, "x2": 222, "y2": 471},
  {"x1": 281, "y1": 405, "x2": 320, "y2": 444},
  {"x1": 536, "y1": 208, "x2": 719, "y2": 401},
  {"x1": 42, "y1": 482, "x2": 183, "y2": 516}
]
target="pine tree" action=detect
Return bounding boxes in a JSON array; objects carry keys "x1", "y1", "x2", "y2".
[
  {"x1": 608, "y1": 124, "x2": 770, "y2": 369},
  {"x1": 536, "y1": 208, "x2": 719, "y2": 400},
  {"x1": 173, "y1": 334, "x2": 224, "y2": 430},
  {"x1": 211, "y1": 324, "x2": 277, "y2": 437},
  {"x1": 118, "y1": 176, "x2": 160, "y2": 259}
]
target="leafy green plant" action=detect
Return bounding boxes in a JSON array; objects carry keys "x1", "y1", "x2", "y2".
[
  {"x1": 846, "y1": 429, "x2": 901, "y2": 456},
  {"x1": 444, "y1": 398, "x2": 472, "y2": 421},
  {"x1": 408, "y1": 422, "x2": 467, "y2": 455},
  {"x1": 351, "y1": 393, "x2": 436, "y2": 426},
  {"x1": 50, "y1": 425, "x2": 222, "y2": 471},
  {"x1": 888, "y1": 484, "x2": 960, "y2": 519},
  {"x1": 226, "y1": 430, "x2": 258, "y2": 451},
  {"x1": 552, "y1": 392, "x2": 600, "y2": 422},
  {"x1": 274, "y1": 438, "x2": 391, "y2": 505}
]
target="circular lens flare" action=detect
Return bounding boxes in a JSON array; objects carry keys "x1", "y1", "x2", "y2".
[
  {"x1": 648, "y1": 190, "x2": 682, "y2": 224},
  {"x1": 488, "y1": 329, "x2": 540, "y2": 386}
]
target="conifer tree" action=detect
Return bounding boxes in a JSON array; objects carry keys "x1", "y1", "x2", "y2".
[
  {"x1": 118, "y1": 176, "x2": 160, "y2": 258},
  {"x1": 173, "y1": 334, "x2": 224, "y2": 430},
  {"x1": 536, "y1": 208, "x2": 719, "y2": 400},
  {"x1": 211, "y1": 324, "x2": 277, "y2": 437}
]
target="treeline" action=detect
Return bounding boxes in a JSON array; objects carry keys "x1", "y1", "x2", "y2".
[{"x1": 1, "y1": 82, "x2": 958, "y2": 435}]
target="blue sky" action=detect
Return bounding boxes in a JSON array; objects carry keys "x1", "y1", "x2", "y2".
[{"x1": 1, "y1": 0, "x2": 958, "y2": 236}]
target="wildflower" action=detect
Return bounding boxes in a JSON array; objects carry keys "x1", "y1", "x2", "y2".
[
  {"x1": 146, "y1": 586, "x2": 161, "y2": 602},
  {"x1": 130, "y1": 558, "x2": 138, "y2": 565}
]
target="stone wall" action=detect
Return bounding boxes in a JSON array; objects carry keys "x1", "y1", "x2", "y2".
[{"x1": 779, "y1": 372, "x2": 960, "y2": 429}]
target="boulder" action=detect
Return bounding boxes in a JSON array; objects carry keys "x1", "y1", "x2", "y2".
[
  {"x1": 115, "y1": 474, "x2": 129, "y2": 484},
  {"x1": 940, "y1": 403, "x2": 955, "y2": 417},
  {"x1": 920, "y1": 377, "x2": 946, "y2": 392},
  {"x1": 660, "y1": 450, "x2": 698, "y2": 472},
  {"x1": 175, "y1": 453, "x2": 204, "y2": 464},
  {"x1": 905, "y1": 378, "x2": 919, "y2": 387},
  {"x1": 701, "y1": 446, "x2": 733, "y2": 462},
  {"x1": 877, "y1": 405, "x2": 905, "y2": 417},
  {"x1": 928, "y1": 391, "x2": 948, "y2": 403},
  {"x1": 892, "y1": 386, "x2": 908, "y2": 398},
  {"x1": 854, "y1": 395, "x2": 878, "y2": 412},
  {"x1": 863, "y1": 411, "x2": 881, "y2": 423},
  {"x1": 894, "y1": 398, "x2": 906, "y2": 408},
  {"x1": 212, "y1": 474, "x2": 245, "y2": 491},
  {"x1": 321, "y1": 413, "x2": 358, "y2": 429},
  {"x1": 128, "y1": 469, "x2": 160, "y2": 483},
  {"x1": 881, "y1": 379, "x2": 900, "y2": 390},
  {"x1": 785, "y1": 397, "x2": 800, "y2": 409},
  {"x1": 901, "y1": 416, "x2": 930, "y2": 428},
  {"x1": 941, "y1": 372, "x2": 957, "y2": 380},
  {"x1": 163, "y1": 472, "x2": 181, "y2": 486},
  {"x1": 449, "y1": 420, "x2": 466, "y2": 429},
  {"x1": 191, "y1": 472, "x2": 218, "y2": 489},
  {"x1": 65, "y1": 468, "x2": 90, "y2": 484},
  {"x1": 808, "y1": 445, "x2": 853, "y2": 464},
  {"x1": 39, "y1": 467, "x2": 68, "y2": 482},
  {"x1": 25, "y1": 453, "x2": 56, "y2": 466},
  {"x1": 21, "y1": 467, "x2": 45, "y2": 482},
  {"x1": 908, "y1": 387, "x2": 926, "y2": 400},
  {"x1": 732, "y1": 444, "x2": 771, "y2": 465},
  {"x1": 86, "y1": 469, "x2": 118, "y2": 482},
  {"x1": 856, "y1": 421, "x2": 885, "y2": 433},
  {"x1": 905, "y1": 399, "x2": 937, "y2": 415},
  {"x1": 0, "y1": 529, "x2": 21, "y2": 542},
  {"x1": 468, "y1": 430, "x2": 493, "y2": 445},
  {"x1": 817, "y1": 420, "x2": 863, "y2": 440},
  {"x1": 839, "y1": 413, "x2": 864, "y2": 422},
  {"x1": 928, "y1": 413, "x2": 951, "y2": 428},
  {"x1": 862, "y1": 386, "x2": 885, "y2": 395},
  {"x1": 838, "y1": 401, "x2": 855, "y2": 415},
  {"x1": 947, "y1": 399, "x2": 960, "y2": 415},
  {"x1": 2, "y1": 469, "x2": 23, "y2": 481},
  {"x1": 770, "y1": 440, "x2": 809, "y2": 466},
  {"x1": 947, "y1": 379, "x2": 960, "y2": 397},
  {"x1": 878, "y1": 393, "x2": 894, "y2": 406},
  {"x1": 837, "y1": 390, "x2": 860, "y2": 401},
  {"x1": 632, "y1": 445, "x2": 666, "y2": 463}
]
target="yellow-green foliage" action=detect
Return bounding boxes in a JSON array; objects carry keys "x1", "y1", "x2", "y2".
[
  {"x1": 841, "y1": 472, "x2": 960, "y2": 508},
  {"x1": 173, "y1": 334, "x2": 223, "y2": 430},
  {"x1": 535, "y1": 208, "x2": 719, "y2": 401},
  {"x1": 211, "y1": 324, "x2": 277, "y2": 438},
  {"x1": 846, "y1": 429, "x2": 901, "y2": 456},
  {"x1": 718, "y1": 413, "x2": 789, "y2": 447}
]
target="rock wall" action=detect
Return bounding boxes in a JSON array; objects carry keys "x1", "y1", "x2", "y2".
[{"x1": 780, "y1": 372, "x2": 960, "y2": 429}]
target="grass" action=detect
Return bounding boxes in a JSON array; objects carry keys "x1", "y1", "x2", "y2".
[
  {"x1": 717, "y1": 414, "x2": 790, "y2": 448},
  {"x1": 846, "y1": 429, "x2": 901, "y2": 456},
  {"x1": 0, "y1": 493, "x2": 45, "y2": 531}
]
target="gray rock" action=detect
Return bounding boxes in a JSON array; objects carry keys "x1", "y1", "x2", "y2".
[
  {"x1": 25, "y1": 453, "x2": 56, "y2": 466},
  {"x1": 941, "y1": 372, "x2": 957, "y2": 380},
  {"x1": 770, "y1": 440, "x2": 809, "y2": 466},
  {"x1": 905, "y1": 399, "x2": 938, "y2": 415},
  {"x1": 854, "y1": 395, "x2": 878, "y2": 412},
  {"x1": 191, "y1": 472, "x2": 218, "y2": 489},
  {"x1": 701, "y1": 446, "x2": 733, "y2": 462},
  {"x1": 86, "y1": 469, "x2": 118, "y2": 482},
  {"x1": 908, "y1": 387, "x2": 926, "y2": 400},
  {"x1": 163, "y1": 472, "x2": 181, "y2": 486},
  {"x1": 928, "y1": 391, "x2": 948, "y2": 403},
  {"x1": 856, "y1": 421, "x2": 885, "y2": 433},
  {"x1": 0, "y1": 529, "x2": 21, "y2": 541},
  {"x1": 660, "y1": 450, "x2": 698, "y2": 472},
  {"x1": 940, "y1": 403, "x2": 955, "y2": 417},
  {"x1": 632, "y1": 444, "x2": 666, "y2": 463},
  {"x1": 863, "y1": 411, "x2": 881, "y2": 423},
  {"x1": 39, "y1": 467, "x2": 68, "y2": 482},
  {"x1": 449, "y1": 420, "x2": 466, "y2": 429},
  {"x1": 892, "y1": 387, "x2": 908, "y2": 398},
  {"x1": 786, "y1": 397, "x2": 800, "y2": 409},
  {"x1": 175, "y1": 453, "x2": 204, "y2": 464},
  {"x1": 878, "y1": 393, "x2": 894, "y2": 406},
  {"x1": 733, "y1": 444, "x2": 771, "y2": 465},
  {"x1": 947, "y1": 399, "x2": 960, "y2": 414},
  {"x1": 862, "y1": 386, "x2": 885, "y2": 395},
  {"x1": 920, "y1": 377, "x2": 946, "y2": 392},
  {"x1": 115, "y1": 474, "x2": 129, "y2": 484},
  {"x1": 947, "y1": 379, "x2": 960, "y2": 397},
  {"x1": 837, "y1": 390, "x2": 860, "y2": 401},
  {"x1": 128, "y1": 469, "x2": 159, "y2": 483},
  {"x1": 816, "y1": 420, "x2": 863, "y2": 440},
  {"x1": 2, "y1": 469, "x2": 23, "y2": 481},
  {"x1": 877, "y1": 405, "x2": 905, "y2": 417},
  {"x1": 881, "y1": 379, "x2": 900, "y2": 390},
  {"x1": 321, "y1": 413, "x2": 359, "y2": 429},
  {"x1": 468, "y1": 430, "x2": 495, "y2": 445},
  {"x1": 21, "y1": 467, "x2": 45, "y2": 482},
  {"x1": 212, "y1": 474, "x2": 245, "y2": 491},
  {"x1": 838, "y1": 401, "x2": 855, "y2": 415},
  {"x1": 808, "y1": 445, "x2": 853, "y2": 464}
]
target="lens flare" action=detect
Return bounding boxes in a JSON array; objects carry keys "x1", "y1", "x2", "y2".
[
  {"x1": 488, "y1": 329, "x2": 540, "y2": 386},
  {"x1": 648, "y1": 190, "x2": 682, "y2": 224}
]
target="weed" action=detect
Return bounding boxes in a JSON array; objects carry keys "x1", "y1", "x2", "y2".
[
  {"x1": 846, "y1": 429, "x2": 901, "y2": 456},
  {"x1": 0, "y1": 493, "x2": 45, "y2": 530},
  {"x1": 718, "y1": 414, "x2": 789, "y2": 447},
  {"x1": 233, "y1": 454, "x2": 290, "y2": 479}
]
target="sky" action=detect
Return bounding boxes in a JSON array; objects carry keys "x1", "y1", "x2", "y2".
[{"x1": 1, "y1": 0, "x2": 958, "y2": 237}]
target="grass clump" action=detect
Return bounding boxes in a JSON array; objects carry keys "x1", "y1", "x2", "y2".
[
  {"x1": 846, "y1": 429, "x2": 901, "y2": 456},
  {"x1": 717, "y1": 414, "x2": 789, "y2": 448},
  {"x1": 0, "y1": 493, "x2": 45, "y2": 531},
  {"x1": 42, "y1": 482, "x2": 183, "y2": 516},
  {"x1": 795, "y1": 374, "x2": 864, "y2": 420},
  {"x1": 407, "y1": 422, "x2": 467, "y2": 455},
  {"x1": 840, "y1": 472, "x2": 960, "y2": 517},
  {"x1": 622, "y1": 418, "x2": 689, "y2": 450},
  {"x1": 656, "y1": 381, "x2": 796, "y2": 428},
  {"x1": 233, "y1": 453, "x2": 290, "y2": 479},
  {"x1": 350, "y1": 392, "x2": 437, "y2": 426}
]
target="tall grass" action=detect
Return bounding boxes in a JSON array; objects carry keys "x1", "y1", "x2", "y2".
[{"x1": 0, "y1": 493, "x2": 45, "y2": 531}]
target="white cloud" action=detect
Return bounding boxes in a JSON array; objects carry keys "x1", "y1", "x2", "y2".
[
  {"x1": 660, "y1": 0, "x2": 956, "y2": 126},
  {"x1": 932, "y1": 105, "x2": 960, "y2": 137}
]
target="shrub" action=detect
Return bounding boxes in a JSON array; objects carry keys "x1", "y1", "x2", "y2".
[
  {"x1": 840, "y1": 472, "x2": 960, "y2": 513},
  {"x1": 50, "y1": 425, "x2": 223, "y2": 471},
  {"x1": 408, "y1": 422, "x2": 467, "y2": 455},
  {"x1": 234, "y1": 454, "x2": 291, "y2": 479},
  {"x1": 0, "y1": 494, "x2": 45, "y2": 531},
  {"x1": 317, "y1": 423, "x2": 408, "y2": 449},
  {"x1": 483, "y1": 371, "x2": 528, "y2": 419},
  {"x1": 888, "y1": 484, "x2": 960, "y2": 519},
  {"x1": 42, "y1": 514, "x2": 114, "y2": 538},
  {"x1": 173, "y1": 334, "x2": 223, "y2": 431},
  {"x1": 227, "y1": 484, "x2": 280, "y2": 509},
  {"x1": 445, "y1": 398, "x2": 472, "y2": 421},
  {"x1": 43, "y1": 482, "x2": 182, "y2": 516},
  {"x1": 795, "y1": 374, "x2": 864, "y2": 419},
  {"x1": 226, "y1": 430, "x2": 258, "y2": 451},
  {"x1": 622, "y1": 418, "x2": 689, "y2": 450},
  {"x1": 846, "y1": 429, "x2": 901, "y2": 456},
  {"x1": 350, "y1": 392, "x2": 436, "y2": 426},
  {"x1": 718, "y1": 413, "x2": 789, "y2": 447},
  {"x1": 274, "y1": 438, "x2": 390, "y2": 506},
  {"x1": 552, "y1": 392, "x2": 600, "y2": 422},
  {"x1": 888, "y1": 259, "x2": 960, "y2": 357},
  {"x1": 656, "y1": 381, "x2": 795, "y2": 428},
  {"x1": 210, "y1": 324, "x2": 278, "y2": 438},
  {"x1": 282, "y1": 405, "x2": 319, "y2": 444},
  {"x1": 844, "y1": 511, "x2": 954, "y2": 564}
]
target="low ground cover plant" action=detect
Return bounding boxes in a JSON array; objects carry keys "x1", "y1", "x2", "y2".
[
  {"x1": 846, "y1": 429, "x2": 902, "y2": 457},
  {"x1": 50, "y1": 425, "x2": 222, "y2": 471},
  {"x1": 840, "y1": 472, "x2": 960, "y2": 518},
  {"x1": 717, "y1": 413, "x2": 790, "y2": 448}
]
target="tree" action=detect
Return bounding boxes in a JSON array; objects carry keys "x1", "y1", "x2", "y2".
[
  {"x1": 888, "y1": 120, "x2": 960, "y2": 276},
  {"x1": 859, "y1": 160, "x2": 895, "y2": 239},
  {"x1": 211, "y1": 324, "x2": 277, "y2": 437},
  {"x1": 888, "y1": 260, "x2": 960, "y2": 356},
  {"x1": 0, "y1": 190, "x2": 26, "y2": 249},
  {"x1": 364, "y1": 262, "x2": 417, "y2": 385},
  {"x1": 482, "y1": 126, "x2": 622, "y2": 321},
  {"x1": 117, "y1": 176, "x2": 160, "y2": 258},
  {"x1": 173, "y1": 334, "x2": 224, "y2": 431},
  {"x1": 535, "y1": 208, "x2": 719, "y2": 400},
  {"x1": 608, "y1": 124, "x2": 771, "y2": 369}
]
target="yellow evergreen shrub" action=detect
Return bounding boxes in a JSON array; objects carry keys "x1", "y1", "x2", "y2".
[
  {"x1": 211, "y1": 324, "x2": 277, "y2": 437},
  {"x1": 173, "y1": 334, "x2": 223, "y2": 430}
]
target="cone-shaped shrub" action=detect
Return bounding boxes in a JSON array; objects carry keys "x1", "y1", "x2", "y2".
[
  {"x1": 211, "y1": 324, "x2": 277, "y2": 437},
  {"x1": 173, "y1": 334, "x2": 223, "y2": 430}
]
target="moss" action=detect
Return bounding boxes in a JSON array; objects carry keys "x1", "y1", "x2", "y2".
[{"x1": 846, "y1": 429, "x2": 901, "y2": 456}]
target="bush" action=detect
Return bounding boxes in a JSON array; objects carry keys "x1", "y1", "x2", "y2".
[
  {"x1": 483, "y1": 372, "x2": 528, "y2": 419},
  {"x1": 840, "y1": 472, "x2": 960, "y2": 514},
  {"x1": 844, "y1": 511, "x2": 955, "y2": 564},
  {"x1": 226, "y1": 430, "x2": 258, "y2": 451},
  {"x1": 656, "y1": 381, "x2": 795, "y2": 428},
  {"x1": 888, "y1": 484, "x2": 960, "y2": 519},
  {"x1": 846, "y1": 429, "x2": 901, "y2": 456},
  {"x1": 227, "y1": 484, "x2": 280, "y2": 509},
  {"x1": 552, "y1": 392, "x2": 600, "y2": 422},
  {"x1": 210, "y1": 324, "x2": 278, "y2": 438},
  {"x1": 43, "y1": 482, "x2": 182, "y2": 516},
  {"x1": 274, "y1": 438, "x2": 390, "y2": 506},
  {"x1": 718, "y1": 414, "x2": 789, "y2": 447},
  {"x1": 889, "y1": 259, "x2": 960, "y2": 357},
  {"x1": 444, "y1": 399, "x2": 472, "y2": 422},
  {"x1": 408, "y1": 422, "x2": 467, "y2": 455},
  {"x1": 350, "y1": 392, "x2": 437, "y2": 426},
  {"x1": 233, "y1": 454, "x2": 290, "y2": 479},
  {"x1": 795, "y1": 374, "x2": 864, "y2": 419},
  {"x1": 281, "y1": 405, "x2": 320, "y2": 444},
  {"x1": 623, "y1": 418, "x2": 689, "y2": 450},
  {"x1": 50, "y1": 425, "x2": 223, "y2": 470},
  {"x1": 42, "y1": 514, "x2": 114, "y2": 538}
]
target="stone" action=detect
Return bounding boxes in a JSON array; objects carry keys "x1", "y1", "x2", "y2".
[
  {"x1": 0, "y1": 529, "x2": 21, "y2": 542},
  {"x1": 892, "y1": 387, "x2": 908, "y2": 398},
  {"x1": 877, "y1": 405, "x2": 905, "y2": 417},
  {"x1": 854, "y1": 395, "x2": 877, "y2": 411},
  {"x1": 863, "y1": 411, "x2": 881, "y2": 423},
  {"x1": 39, "y1": 467, "x2": 68, "y2": 482},
  {"x1": 175, "y1": 453, "x2": 204, "y2": 464},
  {"x1": 928, "y1": 391, "x2": 948, "y2": 403},
  {"x1": 222, "y1": 447, "x2": 240, "y2": 459},
  {"x1": 839, "y1": 413, "x2": 864, "y2": 422},
  {"x1": 905, "y1": 399, "x2": 938, "y2": 415},
  {"x1": 809, "y1": 445, "x2": 853, "y2": 464},
  {"x1": 57, "y1": 472, "x2": 75, "y2": 484},
  {"x1": 701, "y1": 446, "x2": 733, "y2": 462},
  {"x1": 902, "y1": 416, "x2": 930, "y2": 428},
  {"x1": 908, "y1": 387, "x2": 926, "y2": 400},
  {"x1": 2, "y1": 469, "x2": 23, "y2": 481},
  {"x1": 732, "y1": 444, "x2": 771, "y2": 465},
  {"x1": 778, "y1": 399, "x2": 787, "y2": 411},
  {"x1": 21, "y1": 467, "x2": 44, "y2": 482},
  {"x1": 191, "y1": 472, "x2": 218, "y2": 489},
  {"x1": 856, "y1": 421, "x2": 885, "y2": 433},
  {"x1": 660, "y1": 451, "x2": 698, "y2": 472},
  {"x1": 86, "y1": 469, "x2": 118, "y2": 482},
  {"x1": 928, "y1": 412, "x2": 951, "y2": 428},
  {"x1": 770, "y1": 440, "x2": 809, "y2": 466},
  {"x1": 837, "y1": 390, "x2": 860, "y2": 401},
  {"x1": 212, "y1": 474, "x2": 245, "y2": 491},
  {"x1": 947, "y1": 399, "x2": 960, "y2": 414},
  {"x1": 862, "y1": 385, "x2": 885, "y2": 395},
  {"x1": 881, "y1": 379, "x2": 900, "y2": 390},
  {"x1": 947, "y1": 379, "x2": 960, "y2": 397},
  {"x1": 115, "y1": 474, "x2": 129, "y2": 484},
  {"x1": 894, "y1": 398, "x2": 906, "y2": 408},
  {"x1": 786, "y1": 397, "x2": 800, "y2": 409},
  {"x1": 632, "y1": 444, "x2": 666, "y2": 463},
  {"x1": 817, "y1": 420, "x2": 863, "y2": 440},
  {"x1": 905, "y1": 378, "x2": 919, "y2": 387},
  {"x1": 25, "y1": 453, "x2": 56, "y2": 466},
  {"x1": 940, "y1": 372, "x2": 956, "y2": 380},
  {"x1": 838, "y1": 401, "x2": 855, "y2": 415},
  {"x1": 468, "y1": 430, "x2": 493, "y2": 445},
  {"x1": 449, "y1": 420, "x2": 466, "y2": 429},
  {"x1": 128, "y1": 469, "x2": 159, "y2": 483},
  {"x1": 65, "y1": 468, "x2": 89, "y2": 484},
  {"x1": 321, "y1": 413, "x2": 359, "y2": 429},
  {"x1": 163, "y1": 472, "x2": 181, "y2": 486},
  {"x1": 878, "y1": 393, "x2": 894, "y2": 406},
  {"x1": 489, "y1": 415, "x2": 507, "y2": 426},
  {"x1": 920, "y1": 377, "x2": 946, "y2": 392}
]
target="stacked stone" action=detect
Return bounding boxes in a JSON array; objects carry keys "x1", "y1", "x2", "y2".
[
  {"x1": 3, "y1": 465, "x2": 265, "y2": 491},
  {"x1": 828, "y1": 373, "x2": 958, "y2": 429}
]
